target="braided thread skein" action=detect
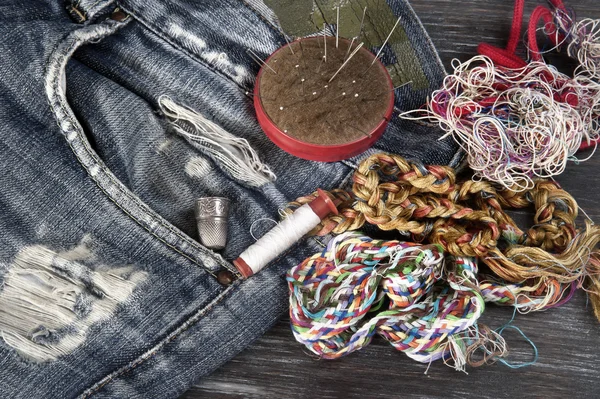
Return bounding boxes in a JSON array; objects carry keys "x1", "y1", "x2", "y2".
[
  {"x1": 479, "y1": 276, "x2": 576, "y2": 312},
  {"x1": 286, "y1": 153, "x2": 600, "y2": 318}
]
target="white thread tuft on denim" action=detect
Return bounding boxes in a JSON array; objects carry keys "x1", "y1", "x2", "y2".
[
  {"x1": 166, "y1": 23, "x2": 250, "y2": 85},
  {"x1": 159, "y1": 95, "x2": 276, "y2": 187}
]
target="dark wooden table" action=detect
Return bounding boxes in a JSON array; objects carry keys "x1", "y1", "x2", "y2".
[{"x1": 182, "y1": 1, "x2": 600, "y2": 397}]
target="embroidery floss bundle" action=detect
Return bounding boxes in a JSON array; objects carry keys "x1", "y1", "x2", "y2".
[
  {"x1": 286, "y1": 153, "x2": 598, "y2": 368},
  {"x1": 484, "y1": 0, "x2": 600, "y2": 149},
  {"x1": 481, "y1": 0, "x2": 600, "y2": 146},
  {"x1": 287, "y1": 153, "x2": 600, "y2": 317},
  {"x1": 399, "y1": 0, "x2": 600, "y2": 190},
  {"x1": 525, "y1": 0, "x2": 600, "y2": 82},
  {"x1": 288, "y1": 233, "x2": 445, "y2": 359},
  {"x1": 564, "y1": 16, "x2": 600, "y2": 80},
  {"x1": 479, "y1": 276, "x2": 576, "y2": 312},
  {"x1": 289, "y1": 234, "x2": 462, "y2": 360},
  {"x1": 547, "y1": 4, "x2": 600, "y2": 147}
]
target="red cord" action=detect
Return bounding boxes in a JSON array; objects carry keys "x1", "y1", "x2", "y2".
[
  {"x1": 477, "y1": 43, "x2": 527, "y2": 68},
  {"x1": 507, "y1": 0, "x2": 526, "y2": 54},
  {"x1": 548, "y1": 0, "x2": 566, "y2": 10},
  {"x1": 478, "y1": 0, "x2": 569, "y2": 65},
  {"x1": 477, "y1": 0, "x2": 528, "y2": 68},
  {"x1": 527, "y1": 5, "x2": 555, "y2": 61}
]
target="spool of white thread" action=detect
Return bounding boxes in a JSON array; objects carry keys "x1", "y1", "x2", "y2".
[{"x1": 234, "y1": 189, "x2": 338, "y2": 278}]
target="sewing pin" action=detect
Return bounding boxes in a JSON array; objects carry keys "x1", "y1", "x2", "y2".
[
  {"x1": 332, "y1": 91, "x2": 348, "y2": 101},
  {"x1": 358, "y1": 7, "x2": 367, "y2": 40},
  {"x1": 329, "y1": 42, "x2": 364, "y2": 83},
  {"x1": 336, "y1": 5, "x2": 340, "y2": 48},
  {"x1": 371, "y1": 17, "x2": 401, "y2": 66},
  {"x1": 345, "y1": 122, "x2": 372, "y2": 138},
  {"x1": 240, "y1": 89, "x2": 275, "y2": 102},
  {"x1": 246, "y1": 48, "x2": 277, "y2": 74},
  {"x1": 323, "y1": 23, "x2": 327, "y2": 63},
  {"x1": 393, "y1": 81, "x2": 413, "y2": 91},
  {"x1": 344, "y1": 37, "x2": 357, "y2": 61},
  {"x1": 283, "y1": 34, "x2": 295, "y2": 55},
  {"x1": 298, "y1": 40, "x2": 309, "y2": 70}
]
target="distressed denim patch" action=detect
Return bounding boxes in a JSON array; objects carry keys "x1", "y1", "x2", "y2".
[{"x1": 0, "y1": 237, "x2": 146, "y2": 363}]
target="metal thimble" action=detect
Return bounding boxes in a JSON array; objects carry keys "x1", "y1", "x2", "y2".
[{"x1": 195, "y1": 197, "x2": 230, "y2": 250}]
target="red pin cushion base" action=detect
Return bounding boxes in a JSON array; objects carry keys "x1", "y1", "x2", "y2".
[{"x1": 254, "y1": 39, "x2": 395, "y2": 163}]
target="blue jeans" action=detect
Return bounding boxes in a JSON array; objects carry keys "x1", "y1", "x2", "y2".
[{"x1": 0, "y1": 0, "x2": 459, "y2": 397}]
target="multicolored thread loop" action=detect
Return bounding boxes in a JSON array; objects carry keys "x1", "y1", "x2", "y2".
[
  {"x1": 478, "y1": 0, "x2": 600, "y2": 150},
  {"x1": 398, "y1": 0, "x2": 600, "y2": 189},
  {"x1": 288, "y1": 233, "x2": 445, "y2": 359},
  {"x1": 401, "y1": 56, "x2": 599, "y2": 190}
]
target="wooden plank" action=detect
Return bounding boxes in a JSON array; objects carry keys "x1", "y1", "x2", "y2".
[{"x1": 183, "y1": 1, "x2": 600, "y2": 397}]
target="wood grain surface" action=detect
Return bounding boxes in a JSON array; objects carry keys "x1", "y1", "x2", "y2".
[{"x1": 182, "y1": 1, "x2": 600, "y2": 398}]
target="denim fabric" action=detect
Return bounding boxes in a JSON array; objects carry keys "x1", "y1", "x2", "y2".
[{"x1": 0, "y1": 0, "x2": 459, "y2": 397}]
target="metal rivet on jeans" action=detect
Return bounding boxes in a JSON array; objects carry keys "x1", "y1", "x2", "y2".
[
  {"x1": 110, "y1": 9, "x2": 128, "y2": 22},
  {"x1": 217, "y1": 270, "x2": 235, "y2": 286}
]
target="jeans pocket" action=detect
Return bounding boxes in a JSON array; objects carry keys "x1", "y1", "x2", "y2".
[{"x1": 47, "y1": 16, "x2": 236, "y2": 276}]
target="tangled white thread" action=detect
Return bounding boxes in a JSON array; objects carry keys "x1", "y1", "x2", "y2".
[{"x1": 401, "y1": 56, "x2": 599, "y2": 191}]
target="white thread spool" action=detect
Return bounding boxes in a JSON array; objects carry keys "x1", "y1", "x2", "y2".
[{"x1": 234, "y1": 189, "x2": 338, "y2": 278}]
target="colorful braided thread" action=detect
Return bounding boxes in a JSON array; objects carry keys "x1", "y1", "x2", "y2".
[
  {"x1": 288, "y1": 233, "x2": 561, "y2": 368},
  {"x1": 480, "y1": 277, "x2": 577, "y2": 312},
  {"x1": 288, "y1": 233, "x2": 445, "y2": 359}
]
